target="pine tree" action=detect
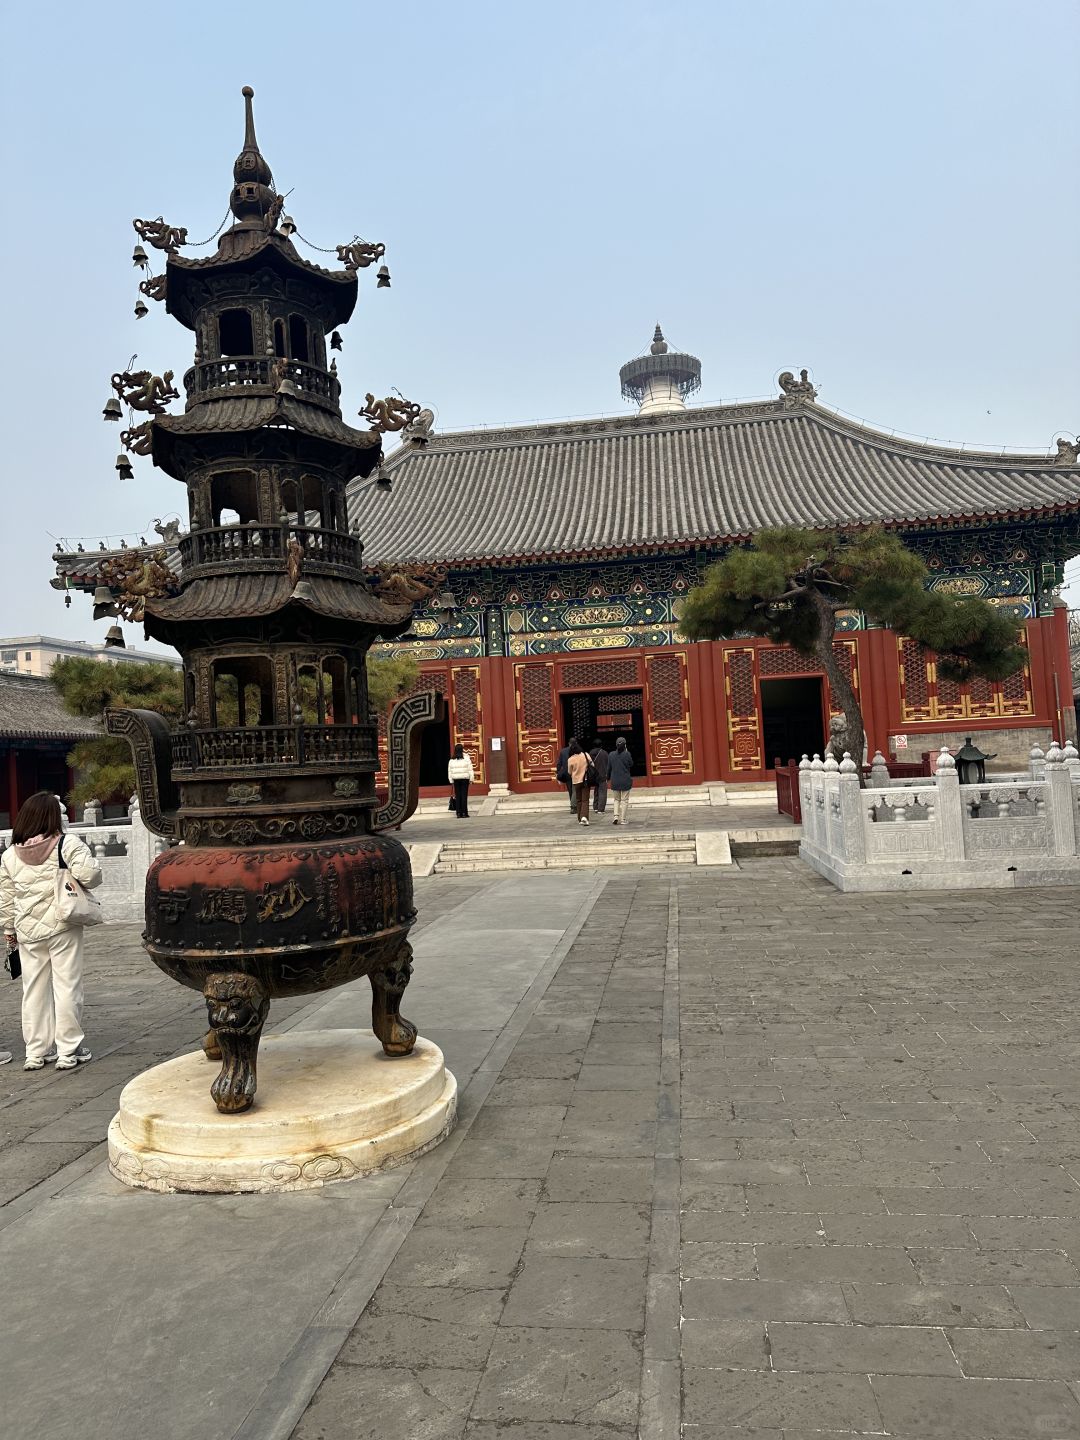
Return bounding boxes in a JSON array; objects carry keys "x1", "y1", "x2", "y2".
[
  {"x1": 679, "y1": 526, "x2": 1027, "y2": 768},
  {"x1": 51, "y1": 656, "x2": 184, "y2": 809}
]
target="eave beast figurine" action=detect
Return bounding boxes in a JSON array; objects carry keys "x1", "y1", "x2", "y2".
[{"x1": 88, "y1": 87, "x2": 439, "y2": 1114}]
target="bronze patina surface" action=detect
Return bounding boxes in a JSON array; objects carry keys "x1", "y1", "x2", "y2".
[{"x1": 70, "y1": 88, "x2": 436, "y2": 1112}]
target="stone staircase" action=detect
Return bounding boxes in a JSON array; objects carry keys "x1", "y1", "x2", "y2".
[{"x1": 434, "y1": 828, "x2": 700, "y2": 873}]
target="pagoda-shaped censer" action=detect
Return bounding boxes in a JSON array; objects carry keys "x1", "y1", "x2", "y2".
[{"x1": 81, "y1": 89, "x2": 450, "y2": 1152}]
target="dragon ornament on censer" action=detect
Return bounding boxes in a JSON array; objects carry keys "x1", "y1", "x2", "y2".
[{"x1": 73, "y1": 88, "x2": 443, "y2": 1116}]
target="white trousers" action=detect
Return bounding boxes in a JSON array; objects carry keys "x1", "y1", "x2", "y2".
[
  {"x1": 612, "y1": 790, "x2": 631, "y2": 824},
  {"x1": 20, "y1": 927, "x2": 85, "y2": 1060}
]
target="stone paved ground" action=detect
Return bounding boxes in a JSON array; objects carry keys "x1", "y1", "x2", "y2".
[
  {"x1": 3, "y1": 859, "x2": 1080, "y2": 1439},
  {"x1": 295, "y1": 860, "x2": 1080, "y2": 1439}
]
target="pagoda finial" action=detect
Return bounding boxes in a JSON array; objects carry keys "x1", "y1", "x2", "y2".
[
  {"x1": 619, "y1": 325, "x2": 702, "y2": 415},
  {"x1": 242, "y1": 85, "x2": 258, "y2": 149},
  {"x1": 230, "y1": 85, "x2": 276, "y2": 223}
]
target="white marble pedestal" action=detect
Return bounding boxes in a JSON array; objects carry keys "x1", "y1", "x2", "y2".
[{"x1": 108, "y1": 1030, "x2": 457, "y2": 1194}]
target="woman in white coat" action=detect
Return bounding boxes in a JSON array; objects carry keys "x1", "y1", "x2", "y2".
[
  {"x1": 0, "y1": 792, "x2": 102, "y2": 1071},
  {"x1": 447, "y1": 744, "x2": 475, "y2": 819}
]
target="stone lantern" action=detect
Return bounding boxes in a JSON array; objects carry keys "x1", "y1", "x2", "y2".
[{"x1": 954, "y1": 737, "x2": 995, "y2": 785}]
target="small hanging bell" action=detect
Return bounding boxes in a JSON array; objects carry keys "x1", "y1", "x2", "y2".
[
  {"x1": 376, "y1": 264, "x2": 391, "y2": 289},
  {"x1": 64, "y1": 594, "x2": 72, "y2": 608},
  {"x1": 104, "y1": 624, "x2": 127, "y2": 650},
  {"x1": 291, "y1": 578, "x2": 316, "y2": 604},
  {"x1": 93, "y1": 586, "x2": 118, "y2": 621},
  {"x1": 115, "y1": 453, "x2": 135, "y2": 481},
  {"x1": 375, "y1": 465, "x2": 392, "y2": 493},
  {"x1": 330, "y1": 330, "x2": 343, "y2": 351},
  {"x1": 280, "y1": 214, "x2": 296, "y2": 238},
  {"x1": 103, "y1": 397, "x2": 123, "y2": 422},
  {"x1": 132, "y1": 244, "x2": 149, "y2": 269},
  {"x1": 134, "y1": 298, "x2": 149, "y2": 320}
]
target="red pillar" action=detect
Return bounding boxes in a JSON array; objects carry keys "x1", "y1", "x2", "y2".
[
  {"x1": 859, "y1": 629, "x2": 894, "y2": 759},
  {"x1": 687, "y1": 642, "x2": 721, "y2": 782}
]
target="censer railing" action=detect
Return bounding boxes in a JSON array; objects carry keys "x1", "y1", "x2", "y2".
[
  {"x1": 179, "y1": 523, "x2": 360, "y2": 571},
  {"x1": 171, "y1": 723, "x2": 377, "y2": 772},
  {"x1": 183, "y1": 357, "x2": 340, "y2": 411}
]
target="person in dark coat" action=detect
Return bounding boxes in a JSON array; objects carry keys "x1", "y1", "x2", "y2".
[
  {"x1": 608, "y1": 736, "x2": 634, "y2": 826},
  {"x1": 589, "y1": 740, "x2": 611, "y2": 813},
  {"x1": 556, "y1": 737, "x2": 577, "y2": 812}
]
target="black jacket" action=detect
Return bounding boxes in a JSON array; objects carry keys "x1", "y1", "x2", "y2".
[
  {"x1": 589, "y1": 747, "x2": 611, "y2": 781},
  {"x1": 608, "y1": 748, "x2": 634, "y2": 791},
  {"x1": 556, "y1": 745, "x2": 571, "y2": 782}
]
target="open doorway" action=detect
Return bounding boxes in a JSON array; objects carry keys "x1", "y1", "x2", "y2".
[
  {"x1": 417, "y1": 710, "x2": 452, "y2": 787},
  {"x1": 760, "y1": 677, "x2": 825, "y2": 769},
  {"x1": 560, "y1": 689, "x2": 647, "y2": 777}
]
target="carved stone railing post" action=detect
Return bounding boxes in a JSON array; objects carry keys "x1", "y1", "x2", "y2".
[
  {"x1": 82, "y1": 798, "x2": 104, "y2": 827},
  {"x1": 1029, "y1": 744, "x2": 1045, "y2": 781},
  {"x1": 935, "y1": 746, "x2": 964, "y2": 861},
  {"x1": 838, "y1": 752, "x2": 866, "y2": 864},
  {"x1": 1044, "y1": 744, "x2": 1076, "y2": 856},
  {"x1": 797, "y1": 754, "x2": 812, "y2": 834},
  {"x1": 869, "y1": 750, "x2": 890, "y2": 789}
]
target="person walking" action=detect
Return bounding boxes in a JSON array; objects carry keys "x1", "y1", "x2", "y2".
[
  {"x1": 566, "y1": 740, "x2": 592, "y2": 825},
  {"x1": 0, "y1": 792, "x2": 101, "y2": 1071},
  {"x1": 556, "y1": 737, "x2": 577, "y2": 812},
  {"x1": 447, "y1": 744, "x2": 475, "y2": 819},
  {"x1": 590, "y1": 740, "x2": 610, "y2": 814},
  {"x1": 609, "y1": 736, "x2": 634, "y2": 826}
]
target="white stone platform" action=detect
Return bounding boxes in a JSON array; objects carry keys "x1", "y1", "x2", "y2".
[{"x1": 108, "y1": 1031, "x2": 457, "y2": 1194}]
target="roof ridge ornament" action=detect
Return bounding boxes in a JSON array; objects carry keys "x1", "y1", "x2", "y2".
[
  {"x1": 1053, "y1": 436, "x2": 1080, "y2": 466},
  {"x1": 778, "y1": 368, "x2": 819, "y2": 407}
]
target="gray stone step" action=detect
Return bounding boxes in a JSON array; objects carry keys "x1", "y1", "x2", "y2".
[
  {"x1": 438, "y1": 832, "x2": 694, "y2": 857},
  {"x1": 435, "y1": 846, "x2": 697, "y2": 873},
  {"x1": 434, "y1": 831, "x2": 698, "y2": 873}
]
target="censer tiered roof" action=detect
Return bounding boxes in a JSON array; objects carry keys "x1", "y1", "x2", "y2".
[{"x1": 66, "y1": 86, "x2": 424, "y2": 643}]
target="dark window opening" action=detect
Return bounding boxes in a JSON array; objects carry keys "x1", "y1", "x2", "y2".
[
  {"x1": 559, "y1": 690, "x2": 647, "y2": 776},
  {"x1": 761, "y1": 677, "x2": 825, "y2": 770},
  {"x1": 210, "y1": 470, "x2": 259, "y2": 525},
  {"x1": 273, "y1": 318, "x2": 287, "y2": 358},
  {"x1": 289, "y1": 314, "x2": 310, "y2": 362},
  {"x1": 418, "y1": 711, "x2": 452, "y2": 786},
  {"x1": 211, "y1": 657, "x2": 273, "y2": 727},
  {"x1": 219, "y1": 308, "x2": 254, "y2": 357}
]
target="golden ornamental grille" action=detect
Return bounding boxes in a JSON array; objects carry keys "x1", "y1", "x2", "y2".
[
  {"x1": 727, "y1": 649, "x2": 756, "y2": 717},
  {"x1": 520, "y1": 664, "x2": 555, "y2": 729},
  {"x1": 452, "y1": 668, "x2": 479, "y2": 733},
  {"x1": 647, "y1": 654, "x2": 686, "y2": 724},
  {"x1": 561, "y1": 658, "x2": 639, "y2": 690}
]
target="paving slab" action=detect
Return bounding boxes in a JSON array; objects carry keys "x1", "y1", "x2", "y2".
[{"x1": 6, "y1": 857, "x2": 1080, "y2": 1439}]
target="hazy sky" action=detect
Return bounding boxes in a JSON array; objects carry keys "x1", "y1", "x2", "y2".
[{"x1": 3, "y1": 0, "x2": 1077, "y2": 650}]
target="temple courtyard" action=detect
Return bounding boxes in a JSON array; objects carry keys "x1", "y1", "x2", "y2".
[{"x1": 2, "y1": 854, "x2": 1080, "y2": 1439}]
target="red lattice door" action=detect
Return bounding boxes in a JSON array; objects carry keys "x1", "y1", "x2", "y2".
[
  {"x1": 450, "y1": 664, "x2": 485, "y2": 785},
  {"x1": 514, "y1": 661, "x2": 558, "y2": 784},
  {"x1": 723, "y1": 646, "x2": 762, "y2": 773},
  {"x1": 644, "y1": 652, "x2": 694, "y2": 777}
]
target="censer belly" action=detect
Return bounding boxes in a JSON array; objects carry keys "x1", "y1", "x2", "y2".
[{"x1": 144, "y1": 835, "x2": 415, "y2": 998}]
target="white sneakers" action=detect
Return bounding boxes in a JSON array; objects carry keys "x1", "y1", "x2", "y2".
[
  {"x1": 23, "y1": 1047, "x2": 59, "y2": 1071},
  {"x1": 55, "y1": 1047, "x2": 93, "y2": 1071}
]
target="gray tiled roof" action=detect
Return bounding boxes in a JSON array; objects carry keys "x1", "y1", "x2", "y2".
[
  {"x1": 351, "y1": 399, "x2": 1080, "y2": 565},
  {"x1": 0, "y1": 674, "x2": 101, "y2": 741}
]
